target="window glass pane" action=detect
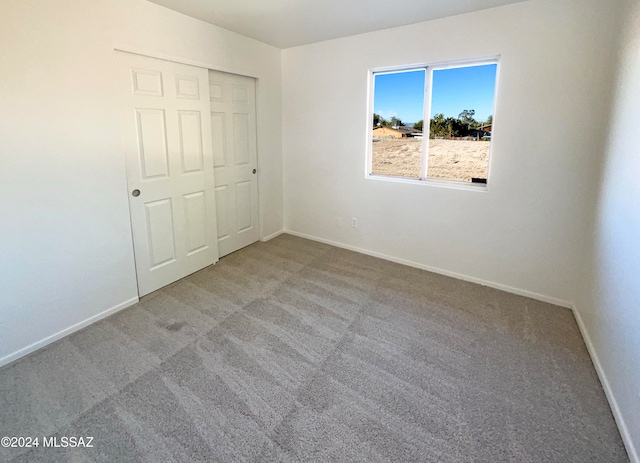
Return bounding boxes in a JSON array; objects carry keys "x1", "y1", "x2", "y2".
[
  {"x1": 371, "y1": 69, "x2": 425, "y2": 178},
  {"x1": 427, "y1": 64, "x2": 497, "y2": 183},
  {"x1": 427, "y1": 63, "x2": 497, "y2": 183}
]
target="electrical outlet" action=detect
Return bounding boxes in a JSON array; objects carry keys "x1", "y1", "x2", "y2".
[{"x1": 352, "y1": 217, "x2": 358, "y2": 228}]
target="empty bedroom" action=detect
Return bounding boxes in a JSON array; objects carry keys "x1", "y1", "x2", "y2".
[{"x1": 0, "y1": 0, "x2": 638, "y2": 461}]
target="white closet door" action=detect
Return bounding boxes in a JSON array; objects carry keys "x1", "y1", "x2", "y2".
[
  {"x1": 117, "y1": 51, "x2": 218, "y2": 296},
  {"x1": 209, "y1": 70, "x2": 259, "y2": 257}
]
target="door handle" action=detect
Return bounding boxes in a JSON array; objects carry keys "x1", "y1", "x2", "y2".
[
  {"x1": 132, "y1": 189, "x2": 141, "y2": 197},
  {"x1": 252, "y1": 169, "x2": 257, "y2": 174}
]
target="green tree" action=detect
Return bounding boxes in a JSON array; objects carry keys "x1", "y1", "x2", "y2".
[
  {"x1": 429, "y1": 113, "x2": 445, "y2": 138},
  {"x1": 429, "y1": 113, "x2": 466, "y2": 138},
  {"x1": 413, "y1": 120, "x2": 423, "y2": 131},
  {"x1": 459, "y1": 109, "x2": 479, "y2": 132},
  {"x1": 458, "y1": 109, "x2": 476, "y2": 125},
  {"x1": 373, "y1": 113, "x2": 392, "y2": 127}
]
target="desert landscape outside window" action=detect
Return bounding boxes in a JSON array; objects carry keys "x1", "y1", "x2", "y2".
[{"x1": 370, "y1": 60, "x2": 498, "y2": 185}]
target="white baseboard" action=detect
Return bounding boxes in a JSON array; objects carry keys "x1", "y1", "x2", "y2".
[
  {"x1": 0, "y1": 297, "x2": 139, "y2": 370},
  {"x1": 284, "y1": 229, "x2": 572, "y2": 308},
  {"x1": 572, "y1": 308, "x2": 639, "y2": 463},
  {"x1": 261, "y1": 229, "x2": 284, "y2": 242}
]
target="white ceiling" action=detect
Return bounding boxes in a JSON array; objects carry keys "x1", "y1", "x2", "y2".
[{"x1": 147, "y1": 0, "x2": 529, "y2": 49}]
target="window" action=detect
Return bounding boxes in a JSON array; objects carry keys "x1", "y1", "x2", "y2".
[{"x1": 369, "y1": 60, "x2": 498, "y2": 186}]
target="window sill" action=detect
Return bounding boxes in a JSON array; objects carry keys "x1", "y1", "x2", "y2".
[{"x1": 366, "y1": 173, "x2": 489, "y2": 192}]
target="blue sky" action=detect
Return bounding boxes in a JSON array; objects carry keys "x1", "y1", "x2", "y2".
[{"x1": 373, "y1": 63, "x2": 497, "y2": 123}]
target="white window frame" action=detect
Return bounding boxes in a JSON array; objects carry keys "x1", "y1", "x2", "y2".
[{"x1": 366, "y1": 56, "x2": 500, "y2": 191}]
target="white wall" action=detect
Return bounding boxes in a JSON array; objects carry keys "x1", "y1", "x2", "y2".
[
  {"x1": 0, "y1": 0, "x2": 282, "y2": 365},
  {"x1": 574, "y1": 0, "x2": 640, "y2": 459},
  {"x1": 282, "y1": 0, "x2": 619, "y2": 305}
]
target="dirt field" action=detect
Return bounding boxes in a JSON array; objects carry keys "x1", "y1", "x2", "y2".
[{"x1": 372, "y1": 138, "x2": 490, "y2": 182}]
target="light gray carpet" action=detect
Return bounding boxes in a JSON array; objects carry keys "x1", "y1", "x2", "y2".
[{"x1": 0, "y1": 234, "x2": 629, "y2": 462}]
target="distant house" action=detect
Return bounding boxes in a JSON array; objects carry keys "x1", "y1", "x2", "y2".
[
  {"x1": 470, "y1": 124, "x2": 492, "y2": 140},
  {"x1": 373, "y1": 125, "x2": 423, "y2": 139},
  {"x1": 397, "y1": 126, "x2": 423, "y2": 138},
  {"x1": 373, "y1": 126, "x2": 405, "y2": 138}
]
